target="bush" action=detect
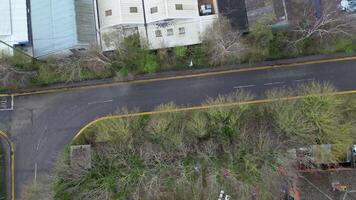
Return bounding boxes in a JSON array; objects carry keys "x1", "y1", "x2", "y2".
[
  {"x1": 246, "y1": 14, "x2": 276, "y2": 62},
  {"x1": 173, "y1": 46, "x2": 188, "y2": 59},
  {"x1": 265, "y1": 82, "x2": 354, "y2": 145},
  {"x1": 33, "y1": 62, "x2": 60, "y2": 85},
  {"x1": 173, "y1": 46, "x2": 189, "y2": 67},
  {"x1": 334, "y1": 38, "x2": 356, "y2": 53},
  {"x1": 142, "y1": 53, "x2": 158, "y2": 74},
  {"x1": 188, "y1": 45, "x2": 209, "y2": 68}
]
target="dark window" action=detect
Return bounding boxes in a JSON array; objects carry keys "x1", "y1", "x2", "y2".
[
  {"x1": 175, "y1": 4, "x2": 183, "y2": 10},
  {"x1": 130, "y1": 7, "x2": 138, "y2": 13},
  {"x1": 105, "y1": 10, "x2": 112, "y2": 16},
  {"x1": 167, "y1": 29, "x2": 173, "y2": 36},
  {"x1": 179, "y1": 27, "x2": 185, "y2": 35},
  {"x1": 150, "y1": 6, "x2": 158, "y2": 14},
  {"x1": 155, "y1": 30, "x2": 162, "y2": 37}
]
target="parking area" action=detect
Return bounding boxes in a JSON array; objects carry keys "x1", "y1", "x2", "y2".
[{"x1": 0, "y1": 96, "x2": 13, "y2": 111}]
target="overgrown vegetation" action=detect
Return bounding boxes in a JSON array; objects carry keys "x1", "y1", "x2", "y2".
[
  {"x1": 0, "y1": 49, "x2": 113, "y2": 89},
  {"x1": 53, "y1": 82, "x2": 356, "y2": 200}
]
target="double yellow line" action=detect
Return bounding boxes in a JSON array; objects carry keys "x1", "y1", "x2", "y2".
[
  {"x1": 0, "y1": 130, "x2": 14, "y2": 200},
  {"x1": 1, "y1": 55, "x2": 356, "y2": 98}
]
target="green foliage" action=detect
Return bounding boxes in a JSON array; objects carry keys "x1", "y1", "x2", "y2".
[
  {"x1": 247, "y1": 14, "x2": 276, "y2": 62},
  {"x1": 143, "y1": 53, "x2": 158, "y2": 74},
  {"x1": 265, "y1": 82, "x2": 355, "y2": 145},
  {"x1": 173, "y1": 46, "x2": 188, "y2": 59},
  {"x1": 111, "y1": 34, "x2": 144, "y2": 72},
  {"x1": 33, "y1": 62, "x2": 60, "y2": 85},
  {"x1": 188, "y1": 45, "x2": 209, "y2": 67},
  {"x1": 334, "y1": 38, "x2": 356, "y2": 53}
]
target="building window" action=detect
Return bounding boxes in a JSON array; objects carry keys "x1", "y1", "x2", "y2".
[
  {"x1": 167, "y1": 29, "x2": 173, "y2": 36},
  {"x1": 175, "y1": 4, "x2": 183, "y2": 10},
  {"x1": 130, "y1": 7, "x2": 138, "y2": 13},
  {"x1": 179, "y1": 27, "x2": 185, "y2": 35},
  {"x1": 150, "y1": 6, "x2": 158, "y2": 14},
  {"x1": 105, "y1": 9, "x2": 112, "y2": 16},
  {"x1": 155, "y1": 30, "x2": 162, "y2": 37}
]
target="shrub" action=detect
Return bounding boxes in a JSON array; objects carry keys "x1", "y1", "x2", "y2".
[
  {"x1": 247, "y1": 14, "x2": 276, "y2": 62},
  {"x1": 334, "y1": 38, "x2": 356, "y2": 53},
  {"x1": 142, "y1": 53, "x2": 158, "y2": 74},
  {"x1": 173, "y1": 46, "x2": 188, "y2": 60},
  {"x1": 188, "y1": 45, "x2": 209, "y2": 67}
]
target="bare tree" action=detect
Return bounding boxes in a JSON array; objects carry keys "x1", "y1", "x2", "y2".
[
  {"x1": 289, "y1": 1, "x2": 354, "y2": 45},
  {"x1": 202, "y1": 17, "x2": 246, "y2": 66},
  {"x1": 50, "y1": 48, "x2": 111, "y2": 83}
]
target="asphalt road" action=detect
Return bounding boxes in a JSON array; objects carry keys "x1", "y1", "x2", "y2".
[{"x1": 0, "y1": 57, "x2": 356, "y2": 199}]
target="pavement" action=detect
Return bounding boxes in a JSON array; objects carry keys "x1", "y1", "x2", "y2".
[{"x1": 0, "y1": 56, "x2": 355, "y2": 199}]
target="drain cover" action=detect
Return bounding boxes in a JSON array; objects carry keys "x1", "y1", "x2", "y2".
[{"x1": 0, "y1": 96, "x2": 13, "y2": 110}]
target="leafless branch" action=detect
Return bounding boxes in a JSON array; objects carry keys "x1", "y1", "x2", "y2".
[
  {"x1": 289, "y1": 2, "x2": 354, "y2": 45},
  {"x1": 202, "y1": 18, "x2": 246, "y2": 65}
]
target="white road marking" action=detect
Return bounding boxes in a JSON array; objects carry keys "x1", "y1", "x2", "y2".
[
  {"x1": 36, "y1": 127, "x2": 47, "y2": 151},
  {"x1": 263, "y1": 81, "x2": 285, "y2": 86},
  {"x1": 87, "y1": 100, "x2": 113, "y2": 105},
  {"x1": 34, "y1": 162, "x2": 37, "y2": 185},
  {"x1": 234, "y1": 85, "x2": 256, "y2": 89},
  {"x1": 11, "y1": 95, "x2": 14, "y2": 110}
]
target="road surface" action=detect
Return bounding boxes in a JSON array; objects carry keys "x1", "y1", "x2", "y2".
[{"x1": 0, "y1": 57, "x2": 355, "y2": 199}]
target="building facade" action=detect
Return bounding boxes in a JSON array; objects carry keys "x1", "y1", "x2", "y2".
[
  {"x1": 30, "y1": 0, "x2": 97, "y2": 57},
  {"x1": 96, "y1": 0, "x2": 219, "y2": 51},
  {"x1": 1, "y1": 0, "x2": 249, "y2": 56}
]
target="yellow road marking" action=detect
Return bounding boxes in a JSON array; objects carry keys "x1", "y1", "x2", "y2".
[
  {"x1": 1, "y1": 56, "x2": 356, "y2": 97},
  {"x1": 0, "y1": 130, "x2": 14, "y2": 200},
  {"x1": 72, "y1": 89, "x2": 356, "y2": 143}
]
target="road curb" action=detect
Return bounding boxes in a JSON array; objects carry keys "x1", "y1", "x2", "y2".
[{"x1": 1, "y1": 52, "x2": 356, "y2": 96}]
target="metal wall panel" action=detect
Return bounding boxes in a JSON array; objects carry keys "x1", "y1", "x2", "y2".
[{"x1": 31, "y1": 0, "x2": 77, "y2": 57}]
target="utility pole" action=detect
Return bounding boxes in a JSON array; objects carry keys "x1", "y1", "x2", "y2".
[{"x1": 141, "y1": 0, "x2": 149, "y2": 42}]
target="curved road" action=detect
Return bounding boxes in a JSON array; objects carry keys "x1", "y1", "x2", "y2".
[{"x1": 0, "y1": 57, "x2": 356, "y2": 199}]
